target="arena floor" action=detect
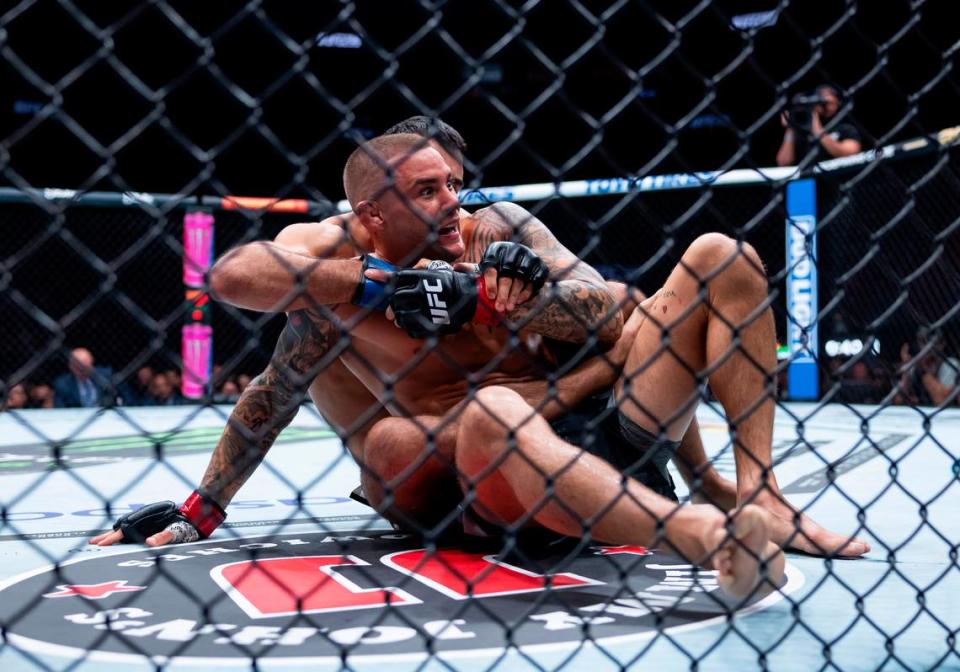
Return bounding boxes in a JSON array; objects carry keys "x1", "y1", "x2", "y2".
[{"x1": 0, "y1": 402, "x2": 957, "y2": 671}]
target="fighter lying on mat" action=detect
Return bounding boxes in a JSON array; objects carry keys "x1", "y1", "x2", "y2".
[{"x1": 92, "y1": 128, "x2": 867, "y2": 593}]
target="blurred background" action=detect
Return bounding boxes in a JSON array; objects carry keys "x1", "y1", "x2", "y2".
[{"x1": 1, "y1": 0, "x2": 958, "y2": 409}]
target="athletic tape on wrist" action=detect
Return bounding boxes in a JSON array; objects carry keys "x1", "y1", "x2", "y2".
[
  {"x1": 352, "y1": 255, "x2": 397, "y2": 310},
  {"x1": 179, "y1": 490, "x2": 227, "y2": 539},
  {"x1": 167, "y1": 520, "x2": 201, "y2": 544}
]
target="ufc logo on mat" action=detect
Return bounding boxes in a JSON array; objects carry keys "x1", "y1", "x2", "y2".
[
  {"x1": 212, "y1": 549, "x2": 598, "y2": 618},
  {"x1": 422, "y1": 278, "x2": 450, "y2": 325}
]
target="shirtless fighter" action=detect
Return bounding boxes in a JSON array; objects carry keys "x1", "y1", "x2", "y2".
[
  {"x1": 201, "y1": 117, "x2": 867, "y2": 558},
  {"x1": 179, "y1": 117, "x2": 745, "y2": 527},
  {"x1": 91, "y1": 131, "x2": 790, "y2": 598}
]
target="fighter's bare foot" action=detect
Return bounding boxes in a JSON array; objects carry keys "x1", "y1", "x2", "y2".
[
  {"x1": 667, "y1": 504, "x2": 783, "y2": 599},
  {"x1": 690, "y1": 471, "x2": 738, "y2": 510},
  {"x1": 751, "y1": 492, "x2": 870, "y2": 557},
  {"x1": 709, "y1": 505, "x2": 784, "y2": 598}
]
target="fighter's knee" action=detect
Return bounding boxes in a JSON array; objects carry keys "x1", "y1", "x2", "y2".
[
  {"x1": 458, "y1": 386, "x2": 521, "y2": 451},
  {"x1": 366, "y1": 417, "x2": 412, "y2": 450},
  {"x1": 684, "y1": 233, "x2": 765, "y2": 282},
  {"x1": 363, "y1": 418, "x2": 421, "y2": 477},
  {"x1": 364, "y1": 418, "x2": 399, "y2": 460},
  {"x1": 686, "y1": 233, "x2": 737, "y2": 265},
  {"x1": 462, "y1": 386, "x2": 520, "y2": 425}
]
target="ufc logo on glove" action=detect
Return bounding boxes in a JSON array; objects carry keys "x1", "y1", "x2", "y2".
[{"x1": 422, "y1": 278, "x2": 451, "y2": 326}]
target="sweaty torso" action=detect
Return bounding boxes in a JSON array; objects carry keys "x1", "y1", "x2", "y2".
[{"x1": 333, "y1": 307, "x2": 542, "y2": 416}]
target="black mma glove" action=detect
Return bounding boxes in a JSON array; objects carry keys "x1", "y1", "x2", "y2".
[
  {"x1": 479, "y1": 242, "x2": 549, "y2": 295},
  {"x1": 112, "y1": 490, "x2": 226, "y2": 544},
  {"x1": 390, "y1": 263, "x2": 502, "y2": 339}
]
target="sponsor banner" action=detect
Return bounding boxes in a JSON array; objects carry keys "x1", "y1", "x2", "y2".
[
  {"x1": 0, "y1": 530, "x2": 801, "y2": 664},
  {"x1": 183, "y1": 210, "x2": 215, "y2": 288},
  {"x1": 785, "y1": 178, "x2": 819, "y2": 400}
]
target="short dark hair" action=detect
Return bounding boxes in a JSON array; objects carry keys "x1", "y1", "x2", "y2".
[
  {"x1": 384, "y1": 116, "x2": 467, "y2": 162},
  {"x1": 342, "y1": 133, "x2": 433, "y2": 209}
]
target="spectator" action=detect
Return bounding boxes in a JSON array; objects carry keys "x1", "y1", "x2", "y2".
[
  {"x1": 165, "y1": 369, "x2": 182, "y2": 394},
  {"x1": 820, "y1": 355, "x2": 843, "y2": 396},
  {"x1": 2, "y1": 383, "x2": 28, "y2": 411},
  {"x1": 213, "y1": 380, "x2": 241, "y2": 404},
  {"x1": 236, "y1": 374, "x2": 252, "y2": 393},
  {"x1": 143, "y1": 372, "x2": 184, "y2": 406},
  {"x1": 777, "y1": 84, "x2": 863, "y2": 166},
  {"x1": 896, "y1": 327, "x2": 959, "y2": 407},
  {"x1": 53, "y1": 348, "x2": 115, "y2": 408},
  {"x1": 29, "y1": 383, "x2": 55, "y2": 409},
  {"x1": 837, "y1": 360, "x2": 882, "y2": 404},
  {"x1": 123, "y1": 366, "x2": 155, "y2": 406}
]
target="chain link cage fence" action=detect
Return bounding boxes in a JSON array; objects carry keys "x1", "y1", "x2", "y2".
[{"x1": 1, "y1": 1, "x2": 958, "y2": 670}]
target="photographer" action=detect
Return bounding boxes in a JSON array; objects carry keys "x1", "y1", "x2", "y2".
[
  {"x1": 896, "y1": 327, "x2": 959, "y2": 407},
  {"x1": 776, "y1": 84, "x2": 862, "y2": 166}
]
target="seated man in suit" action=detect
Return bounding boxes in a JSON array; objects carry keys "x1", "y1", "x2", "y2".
[{"x1": 53, "y1": 347, "x2": 114, "y2": 408}]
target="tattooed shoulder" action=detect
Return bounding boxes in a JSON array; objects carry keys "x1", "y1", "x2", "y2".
[{"x1": 469, "y1": 202, "x2": 552, "y2": 259}]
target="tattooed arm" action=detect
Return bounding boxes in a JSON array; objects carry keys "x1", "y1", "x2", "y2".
[
  {"x1": 209, "y1": 241, "x2": 364, "y2": 313},
  {"x1": 469, "y1": 202, "x2": 622, "y2": 344},
  {"x1": 198, "y1": 309, "x2": 341, "y2": 508},
  {"x1": 88, "y1": 308, "x2": 343, "y2": 547}
]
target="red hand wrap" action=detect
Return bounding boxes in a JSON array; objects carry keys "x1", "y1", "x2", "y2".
[
  {"x1": 472, "y1": 276, "x2": 504, "y2": 327},
  {"x1": 179, "y1": 490, "x2": 226, "y2": 539}
]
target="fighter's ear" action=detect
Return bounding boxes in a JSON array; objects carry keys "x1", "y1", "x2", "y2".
[{"x1": 355, "y1": 200, "x2": 384, "y2": 233}]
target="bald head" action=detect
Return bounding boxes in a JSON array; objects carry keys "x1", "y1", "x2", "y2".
[
  {"x1": 69, "y1": 347, "x2": 94, "y2": 380},
  {"x1": 343, "y1": 133, "x2": 436, "y2": 212}
]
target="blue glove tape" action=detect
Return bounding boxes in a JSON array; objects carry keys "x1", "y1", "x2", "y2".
[{"x1": 352, "y1": 255, "x2": 397, "y2": 310}]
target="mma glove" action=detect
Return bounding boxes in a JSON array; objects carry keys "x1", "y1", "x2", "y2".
[
  {"x1": 112, "y1": 490, "x2": 226, "y2": 544},
  {"x1": 479, "y1": 242, "x2": 549, "y2": 295},
  {"x1": 390, "y1": 264, "x2": 502, "y2": 339}
]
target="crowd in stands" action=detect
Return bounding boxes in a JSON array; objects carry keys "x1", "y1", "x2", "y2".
[
  {"x1": 2, "y1": 331, "x2": 958, "y2": 412},
  {"x1": 1, "y1": 348, "x2": 255, "y2": 411}
]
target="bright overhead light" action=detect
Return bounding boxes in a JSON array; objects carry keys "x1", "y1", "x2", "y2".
[
  {"x1": 315, "y1": 32, "x2": 362, "y2": 49},
  {"x1": 730, "y1": 10, "x2": 779, "y2": 30}
]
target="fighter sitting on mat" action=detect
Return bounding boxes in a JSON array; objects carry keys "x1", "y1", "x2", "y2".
[
  {"x1": 92, "y1": 117, "x2": 734, "y2": 543},
  {"x1": 198, "y1": 116, "x2": 740, "y2": 528},
  {"x1": 94, "y1": 129, "x2": 868, "y2": 568},
  {"x1": 91, "y1": 121, "x2": 866, "y2": 564},
  {"x1": 211, "y1": 118, "x2": 863, "y2": 560},
  {"x1": 92, "y1": 132, "x2": 785, "y2": 599}
]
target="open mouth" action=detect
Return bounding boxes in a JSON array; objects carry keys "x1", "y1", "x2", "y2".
[{"x1": 437, "y1": 221, "x2": 460, "y2": 239}]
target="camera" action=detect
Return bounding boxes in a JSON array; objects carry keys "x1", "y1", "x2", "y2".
[{"x1": 785, "y1": 92, "x2": 826, "y2": 131}]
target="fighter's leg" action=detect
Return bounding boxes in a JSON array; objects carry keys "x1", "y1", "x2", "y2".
[
  {"x1": 674, "y1": 416, "x2": 738, "y2": 509},
  {"x1": 617, "y1": 233, "x2": 868, "y2": 556},
  {"x1": 309, "y1": 356, "x2": 465, "y2": 530},
  {"x1": 361, "y1": 414, "x2": 462, "y2": 531},
  {"x1": 608, "y1": 276, "x2": 735, "y2": 507},
  {"x1": 456, "y1": 386, "x2": 784, "y2": 598},
  {"x1": 609, "y1": 280, "x2": 738, "y2": 508}
]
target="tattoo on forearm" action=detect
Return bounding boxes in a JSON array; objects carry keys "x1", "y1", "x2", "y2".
[
  {"x1": 200, "y1": 309, "x2": 340, "y2": 506},
  {"x1": 471, "y1": 203, "x2": 620, "y2": 342}
]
